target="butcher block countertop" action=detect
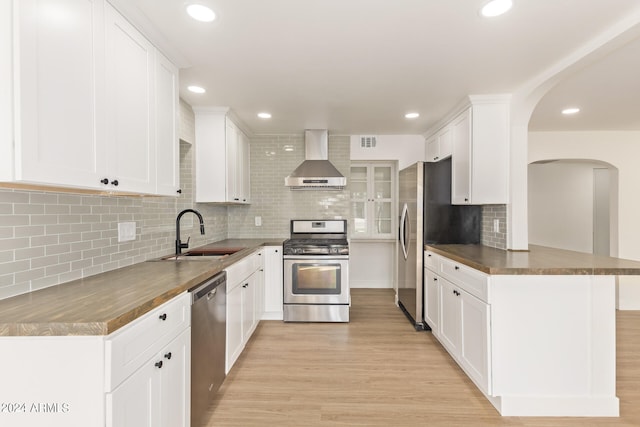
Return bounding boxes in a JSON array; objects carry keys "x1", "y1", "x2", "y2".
[
  {"x1": 0, "y1": 239, "x2": 283, "y2": 337},
  {"x1": 426, "y1": 244, "x2": 640, "y2": 275}
]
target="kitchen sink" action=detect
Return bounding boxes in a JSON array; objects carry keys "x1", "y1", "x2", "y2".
[{"x1": 156, "y1": 248, "x2": 245, "y2": 261}]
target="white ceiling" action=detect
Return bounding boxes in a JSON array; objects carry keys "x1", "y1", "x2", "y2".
[{"x1": 113, "y1": 0, "x2": 640, "y2": 135}]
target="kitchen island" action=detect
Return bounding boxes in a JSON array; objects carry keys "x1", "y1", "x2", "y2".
[
  {"x1": 0, "y1": 239, "x2": 282, "y2": 427},
  {"x1": 424, "y1": 244, "x2": 640, "y2": 417}
]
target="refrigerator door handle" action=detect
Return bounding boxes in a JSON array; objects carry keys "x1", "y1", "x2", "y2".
[{"x1": 400, "y1": 203, "x2": 409, "y2": 260}]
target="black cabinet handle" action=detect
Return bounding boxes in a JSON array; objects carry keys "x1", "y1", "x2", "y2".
[
  {"x1": 454, "y1": 266, "x2": 459, "y2": 270},
  {"x1": 427, "y1": 254, "x2": 431, "y2": 257},
  {"x1": 164, "y1": 352, "x2": 172, "y2": 360},
  {"x1": 177, "y1": 189, "x2": 182, "y2": 194},
  {"x1": 111, "y1": 180, "x2": 119, "y2": 186},
  {"x1": 100, "y1": 178, "x2": 109, "y2": 185},
  {"x1": 433, "y1": 277, "x2": 437, "y2": 281},
  {"x1": 464, "y1": 198, "x2": 469, "y2": 202},
  {"x1": 159, "y1": 313, "x2": 167, "y2": 321},
  {"x1": 155, "y1": 361, "x2": 163, "y2": 369}
]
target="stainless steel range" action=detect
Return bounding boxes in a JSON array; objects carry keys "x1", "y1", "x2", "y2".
[{"x1": 283, "y1": 219, "x2": 349, "y2": 322}]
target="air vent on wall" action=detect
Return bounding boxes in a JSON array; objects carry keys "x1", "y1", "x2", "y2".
[{"x1": 360, "y1": 135, "x2": 377, "y2": 148}]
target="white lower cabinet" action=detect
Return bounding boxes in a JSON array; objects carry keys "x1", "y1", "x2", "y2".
[
  {"x1": 458, "y1": 287, "x2": 490, "y2": 395},
  {"x1": 263, "y1": 246, "x2": 283, "y2": 320},
  {"x1": 106, "y1": 328, "x2": 190, "y2": 427},
  {"x1": 423, "y1": 268, "x2": 440, "y2": 336},
  {"x1": 225, "y1": 250, "x2": 264, "y2": 373},
  {"x1": 106, "y1": 293, "x2": 191, "y2": 427},
  {"x1": 425, "y1": 250, "x2": 491, "y2": 395}
]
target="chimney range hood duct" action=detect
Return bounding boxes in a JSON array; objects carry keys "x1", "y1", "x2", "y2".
[{"x1": 285, "y1": 130, "x2": 346, "y2": 190}]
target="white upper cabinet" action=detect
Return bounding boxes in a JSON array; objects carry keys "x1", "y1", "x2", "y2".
[
  {"x1": 105, "y1": 4, "x2": 155, "y2": 194},
  {"x1": 425, "y1": 125, "x2": 453, "y2": 163},
  {"x1": 8, "y1": 0, "x2": 107, "y2": 189},
  {"x1": 154, "y1": 52, "x2": 180, "y2": 196},
  {"x1": 2, "y1": 0, "x2": 179, "y2": 196},
  {"x1": 194, "y1": 109, "x2": 251, "y2": 204},
  {"x1": 451, "y1": 96, "x2": 510, "y2": 205}
]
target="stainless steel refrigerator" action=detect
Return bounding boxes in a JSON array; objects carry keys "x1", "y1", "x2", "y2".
[{"x1": 397, "y1": 159, "x2": 481, "y2": 330}]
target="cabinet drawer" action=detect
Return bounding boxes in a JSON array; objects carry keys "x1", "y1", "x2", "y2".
[
  {"x1": 439, "y1": 257, "x2": 488, "y2": 302},
  {"x1": 226, "y1": 251, "x2": 261, "y2": 291},
  {"x1": 424, "y1": 250, "x2": 438, "y2": 272},
  {"x1": 105, "y1": 292, "x2": 190, "y2": 391}
]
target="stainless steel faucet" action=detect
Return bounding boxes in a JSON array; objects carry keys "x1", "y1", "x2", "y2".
[{"x1": 176, "y1": 209, "x2": 205, "y2": 256}]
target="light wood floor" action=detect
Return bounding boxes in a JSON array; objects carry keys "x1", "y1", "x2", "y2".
[{"x1": 204, "y1": 289, "x2": 640, "y2": 426}]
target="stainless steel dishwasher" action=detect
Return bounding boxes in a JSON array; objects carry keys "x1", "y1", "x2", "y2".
[{"x1": 190, "y1": 271, "x2": 226, "y2": 427}]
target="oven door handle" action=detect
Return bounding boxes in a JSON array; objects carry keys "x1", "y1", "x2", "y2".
[{"x1": 283, "y1": 255, "x2": 349, "y2": 260}]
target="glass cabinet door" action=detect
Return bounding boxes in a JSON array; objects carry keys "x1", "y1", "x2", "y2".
[
  {"x1": 350, "y1": 163, "x2": 395, "y2": 239},
  {"x1": 350, "y1": 166, "x2": 369, "y2": 236}
]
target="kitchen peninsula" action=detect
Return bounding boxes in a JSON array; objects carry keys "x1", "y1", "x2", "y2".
[{"x1": 424, "y1": 243, "x2": 640, "y2": 417}]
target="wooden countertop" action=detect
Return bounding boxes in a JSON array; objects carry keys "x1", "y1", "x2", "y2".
[
  {"x1": 425, "y1": 244, "x2": 640, "y2": 275},
  {"x1": 0, "y1": 239, "x2": 283, "y2": 337}
]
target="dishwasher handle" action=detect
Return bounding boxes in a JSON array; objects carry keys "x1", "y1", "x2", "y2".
[{"x1": 191, "y1": 271, "x2": 226, "y2": 304}]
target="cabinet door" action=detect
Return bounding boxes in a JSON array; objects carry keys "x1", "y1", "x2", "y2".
[
  {"x1": 105, "y1": 4, "x2": 156, "y2": 194},
  {"x1": 451, "y1": 108, "x2": 472, "y2": 204},
  {"x1": 350, "y1": 166, "x2": 369, "y2": 237},
  {"x1": 438, "y1": 126, "x2": 453, "y2": 159},
  {"x1": 107, "y1": 358, "x2": 159, "y2": 427},
  {"x1": 254, "y1": 252, "x2": 265, "y2": 322},
  {"x1": 459, "y1": 291, "x2": 491, "y2": 395},
  {"x1": 372, "y1": 165, "x2": 394, "y2": 238},
  {"x1": 425, "y1": 135, "x2": 438, "y2": 162},
  {"x1": 242, "y1": 275, "x2": 256, "y2": 343},
  {"x1": 155, "y1": 51, "x2": 179, "y2": 196},
  {"x1": 225, "y1": 120, "x2": 238, "y2": 202},
  {"x1": 226, "y1": 283, "x2": 243, "y2": 373},
  {"x1": 160, "y1": 329, "x2": 190, "y2": 427},
  {"x1": 424, "y1": 269, "x2": 440, "y2": 336},
  {"x1": 15, "y1": 0, "x2": 107, "y2": 189},
  {"x1": 237, "y1": 129, "x2": 251, "y2": 203},
  {"x1": 263, "y1": 246, "x2": 283, "y2": 320},
  {"x1": 439, "y1": 277, "x2": 461, "y2": 357}
]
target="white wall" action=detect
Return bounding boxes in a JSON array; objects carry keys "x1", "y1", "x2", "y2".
[
  {"x1": 349, "y1": 241, "x2": 394, "y2": 289},
  {"x1": 350, "y1": 135, "x2": 424, "y2": 170},
  {"x1": 529, "y1": 131, "x2": 640, "y2": 309},
  {"x1": 528, "y1": 162, "x2": 599, "y2": 253}
]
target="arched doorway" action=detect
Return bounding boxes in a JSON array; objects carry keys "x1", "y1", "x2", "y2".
[{"x1": 528, "y1": 159, "x2": 618, "y2": 256}]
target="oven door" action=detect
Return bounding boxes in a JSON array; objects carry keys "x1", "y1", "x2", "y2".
[{"x1": 283, "y1": 255, "x2": 349, "y2": 305}]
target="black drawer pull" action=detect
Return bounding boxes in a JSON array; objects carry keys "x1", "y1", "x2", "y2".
[
  {"x1": 155, "y1": 361, "x2": 163, "y2": 369},
  {"x1": 164, "y1": 352, "x2": 172, "y2": 360},
  {"x1": 454, "y1": 266, "x2": 460, "y2": 270},
  {"x1": 159, "y1": 313, "x2": 167, "y2": 321}
]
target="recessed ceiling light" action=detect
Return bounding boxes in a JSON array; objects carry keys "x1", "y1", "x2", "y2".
[
  {"x1": 258, "y1": 112, "x2": 272, "y2": 119},
  {"x1": 481, "y1": 0, "x2": 513, "y2": 17},
  {"x1": 187, "y1": 85, "x2": 206, "y2": 94},
  {"x1": 186, "y1": 4, "x2": 216, "y2": 22},
  {"x1": 405, "y1": 112, "x2": 420, "y2": 119},
  {"x1": 562, "y1": 107, "x2": 580, "y2": 115}
]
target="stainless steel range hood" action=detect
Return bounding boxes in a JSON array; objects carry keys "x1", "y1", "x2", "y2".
[{"x1": 285, "y1": 130, "x2": 346, "y2": 190}]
